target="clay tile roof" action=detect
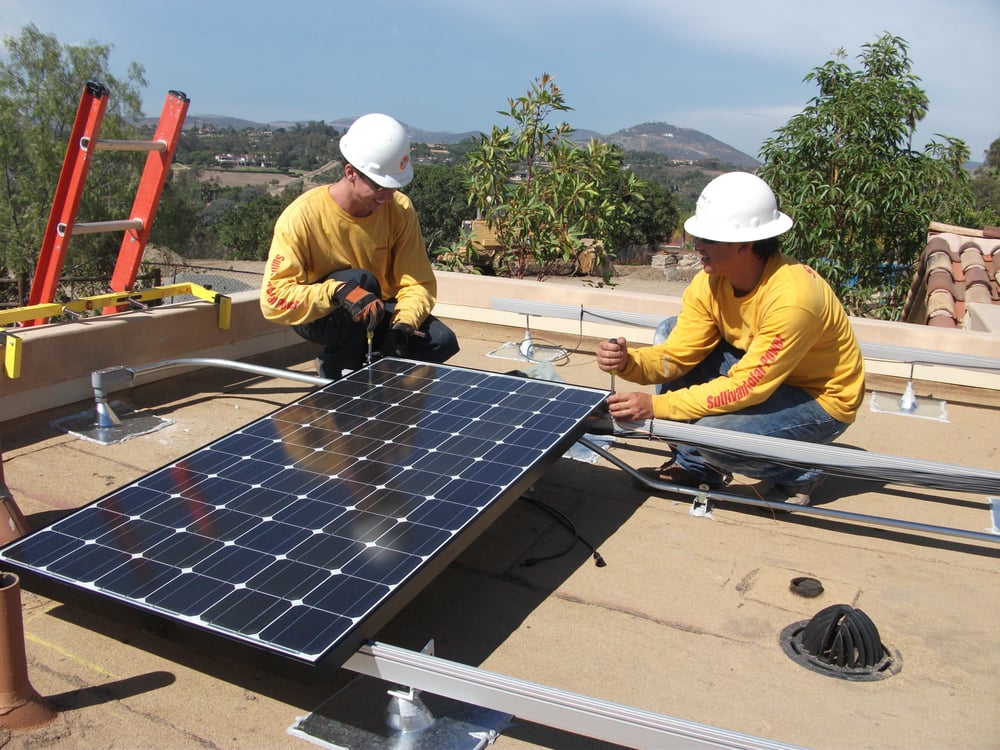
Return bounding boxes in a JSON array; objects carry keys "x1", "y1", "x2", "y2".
[{"x1": 901, "y1": 222, "x2": 1000, "y2": 328}]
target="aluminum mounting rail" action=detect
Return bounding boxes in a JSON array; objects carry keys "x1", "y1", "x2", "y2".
[
  {"x1": 344, "y1": 640, "x2": 802, "y2": 750},
  {"x1": 491, "y1": 296, "x2": 663, "y2": 329},
  {"x1": 605, "y1": 420, "x2": 1000, "y2": 495},
  {"x1": 578, "y1": 436, "x2": 1000, "y2": 546},
  {"x1": 490, "y1": 296, "x2": 1000, "y2": 372}
]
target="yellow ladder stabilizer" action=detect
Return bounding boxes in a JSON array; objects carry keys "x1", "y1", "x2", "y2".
[
  {"x1": 1, "y1": 282, "x2": 230, "y2": 379},
  {"x1": 2, "y1": 333, "x2": 21, "y2": 380}
]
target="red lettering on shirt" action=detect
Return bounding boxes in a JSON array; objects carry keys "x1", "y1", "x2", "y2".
[
  {"x1": 705, "y1": 334, "x2": 785, "y2": 410},
  {"x1": 264, "y1": 281, "x2": 301, "y2": 311},
  {"x1": 263, "y1": 254, "x2": 303, "y2": 310}
]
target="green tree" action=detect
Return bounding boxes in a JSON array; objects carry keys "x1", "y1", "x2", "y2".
[
  {"x1": 759, "y1": 34, "x2": 975, "y2": 319},
  {"x1": 0, "y1": 24, "x2": 147, "y2": 277},
  {"x1": 986, "y1": 138, "x2": 1000, "y2": 171},
  {"x1": 405, "y1": 163, "x2": 473, "y2": 253},
  {"x1": 464, "y1": 73, "x2": 642, "y2": 279},
  {"x1": 448, "y1": 137, "x2": 481, "y2": 160},
  {"x1": 607, "y1": 176, "x2": 679, "y2": 260},
  {"x1": 270, "y1": 122, "x2": 341, "y2": 171},
  {"x1": 215, "y1": 186, "x2": 298, "y2": 260},
  {"x1": 970, "y1": 135, "x2": 1000, "y2": 221},
  {"x1": 148, "y1": 168, "x2": 202, "y2": 254}
]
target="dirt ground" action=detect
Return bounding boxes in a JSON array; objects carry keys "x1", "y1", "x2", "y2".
[
  {"x1": 560, "y1": 262, "x2": 694, "y2": 296},
  {"x1": 191, "y1": 162, "x2": 340, "y2": 195}
]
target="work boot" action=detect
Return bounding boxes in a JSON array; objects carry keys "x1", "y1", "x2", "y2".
[{"x1": 758, "y1": 477, "x2": 824, "y2": 506}]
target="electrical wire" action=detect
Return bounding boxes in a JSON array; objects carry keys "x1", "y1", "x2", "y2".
[
  {"x1": 518, "y1": 494, "x2": 606, "y2": 568},
  {"x1": 508, "y1": 302, "x2": 657, "y2": 367},
  {"x1": 519, "y1": 334, "x2": 572, "y2": 364}
]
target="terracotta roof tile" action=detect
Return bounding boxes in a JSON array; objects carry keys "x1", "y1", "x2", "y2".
[{"x1": 901, "y1": 223, "x2": 1000, "y2": 328}]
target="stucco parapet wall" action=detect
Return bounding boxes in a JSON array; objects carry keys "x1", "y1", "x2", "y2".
[
  {"x1": 0, "y1": 290, "x2": 298, "y2": 424},
  {"x1": 434, "y1": 271, "x2": 1000, "y2": 390}
]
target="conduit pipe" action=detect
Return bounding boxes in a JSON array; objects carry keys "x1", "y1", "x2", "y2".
[
  {"x1": 0, "y1": 573, "x2": 56, "y2": 729},
  {"x1": 91, "y1": 358, "x2": 330, "y2": 428},
  {"x1": 0, "y1": 442, "x2": 30, "y2": 546}
]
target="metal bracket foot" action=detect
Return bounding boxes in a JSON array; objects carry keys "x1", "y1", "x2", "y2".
[{"x1": 289, "y1": 677, "x2": 510, "y2": 750}]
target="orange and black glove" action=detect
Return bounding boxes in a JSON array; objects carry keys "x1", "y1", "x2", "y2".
[{"x1": 332, "y1": 280, "x2": 384, "y2": 330}]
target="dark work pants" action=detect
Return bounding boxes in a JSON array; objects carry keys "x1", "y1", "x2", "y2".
[{"x1": 292, "y1": 268, "x2": 460, "y2": 377}]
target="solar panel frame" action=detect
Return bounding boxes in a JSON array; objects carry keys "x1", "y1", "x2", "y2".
[{"x1": 0, "y1": 359, "x2": 607, "y2": 681}]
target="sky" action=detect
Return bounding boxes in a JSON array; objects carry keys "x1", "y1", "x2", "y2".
[{"x1": 1, "y1": 0, "x2": 997, "y2": 162}]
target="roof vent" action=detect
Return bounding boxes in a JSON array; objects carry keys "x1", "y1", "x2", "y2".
[{"x1": 780, "y1": 604, "x2": 901, "y2": 681}]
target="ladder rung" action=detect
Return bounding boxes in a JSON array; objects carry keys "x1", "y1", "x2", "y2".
[
  {"x1": 58, "y1": 218, "x2": 144, "y2": 236},
  {"x1": 93, "y1": 138, "x2": 169, "y2": 153}
]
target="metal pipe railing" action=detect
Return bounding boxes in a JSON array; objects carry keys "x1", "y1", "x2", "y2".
[
  {"x1": 578, "y1": 437, "x2": 1000, "y2": 547},
  {"x1": 91, "y1": 358, "x2": 330, "y2": 427}
]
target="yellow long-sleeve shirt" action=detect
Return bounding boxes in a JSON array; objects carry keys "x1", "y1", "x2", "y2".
[
  {"x1": 260, "y1": 185, "x2": 436, "y2": 330},
  {"x1": 620, "y1": 253, "x2": 865, "y2": 423}
]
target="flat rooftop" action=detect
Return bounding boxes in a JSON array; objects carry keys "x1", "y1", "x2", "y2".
[{"x1": 0, "y1": 271, "x2": 998, "y2": 750}]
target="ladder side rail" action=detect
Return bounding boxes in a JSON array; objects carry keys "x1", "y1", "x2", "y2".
[
  {"x1": 24, "y1": 82, "x2": 110, "y2": 324},
  {"x1": 106, "y1": 90, "x2": 190, "y2": 311}
]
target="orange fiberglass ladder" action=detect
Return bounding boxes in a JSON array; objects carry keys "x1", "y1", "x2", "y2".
[{"x1": 23, "y1": 81, "x2": 190, "y2": 326}]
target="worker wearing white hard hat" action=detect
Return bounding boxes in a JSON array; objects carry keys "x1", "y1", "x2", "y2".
[
  {"x1": 261, "y1": 113, "x2": 458, "y2": 378},
  {"x1": 596, "y1": 172, "x2": 864, "y2": 506}
]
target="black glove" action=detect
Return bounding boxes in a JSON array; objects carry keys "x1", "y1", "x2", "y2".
[
  {"x1": 382, "y1": 322, "x2": 413, "y2": 358},
  {"x1": 332, "y1": 280, "x2": 384, "y2": 330}
]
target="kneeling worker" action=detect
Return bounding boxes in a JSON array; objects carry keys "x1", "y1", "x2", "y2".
[
  {"x1": 596, "y1": 172, "x2": 865, "y2": 505},
  {"x1": 261, "y1": 113, "x2": 459, "y2": 379}
]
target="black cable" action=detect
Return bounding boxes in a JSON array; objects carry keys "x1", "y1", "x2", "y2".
[{"x1": 518, "y1": 494, "x2": 606, "y2": 568}]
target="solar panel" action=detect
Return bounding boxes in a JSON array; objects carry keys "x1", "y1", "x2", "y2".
[{"x1": 0, "y1": 359, "x2": 607, "y2": 680}]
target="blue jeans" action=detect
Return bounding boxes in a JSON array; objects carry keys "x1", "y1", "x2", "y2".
[
  {"x1": 654, "y1": 316, "x2": 849, "y2": 488},
  {"x1": 293, "y1": 269, "x2": 460, "y2": 376}
]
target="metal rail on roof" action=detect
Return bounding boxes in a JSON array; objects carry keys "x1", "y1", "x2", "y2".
[
  {"x1": 859, "y1": 342, "x2": 1000, "y2": 372},
  {"x1": 345, "y1": 640, "x2": 802, "y2": 750},
  {"x1": 491, "y1": 296, "x2": 663, "y2": 330},
  {"x1": 579, "y1": 428, "x2": 1000, "y2": 547},
  {"x1": 490, "y1": 297, "x2": 1000, "y2": 372},
  {"x1": 609, "y1": 420, "x2": 1000, "y2": 495}
]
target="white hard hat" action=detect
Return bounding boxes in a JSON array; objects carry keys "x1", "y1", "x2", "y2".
[
  {"x1": 339, "y1": 113, "x2": 413, "y2": 189},
  {"x1": 683, "y1": 172, "x2": 793, "y2": 242}
]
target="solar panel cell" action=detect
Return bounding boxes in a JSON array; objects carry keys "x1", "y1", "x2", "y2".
[{"x1": 98, "y1": 557, "x2": 177, "y2": 598}]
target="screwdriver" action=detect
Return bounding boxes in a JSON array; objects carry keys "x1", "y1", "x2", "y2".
[
  {"x1": 365, "y1": 329, "x2": 374, "y2": 366},
  {"x1": 608, "y1": 337, "x2": 618, "y2": 393}
]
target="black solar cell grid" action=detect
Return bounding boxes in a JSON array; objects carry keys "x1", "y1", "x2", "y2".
[{"x1": 0, "y1": 359, "x2": 606, "y2": 677}]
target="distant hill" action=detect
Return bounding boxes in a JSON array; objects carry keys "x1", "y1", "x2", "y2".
[
  {"x1": 180, "y1": 114, "x2": 263, "y2": 131},
  {"x1": 605, "y1": 122, "x2": 759, "y2": 168},
  {"x1": 152, "y1": 114, "x2": 758, "y2": 167}
]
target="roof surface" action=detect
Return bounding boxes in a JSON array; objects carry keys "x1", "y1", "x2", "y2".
[{"x1": 0, "y1": 278, "x2": 998, "y2": 750}]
